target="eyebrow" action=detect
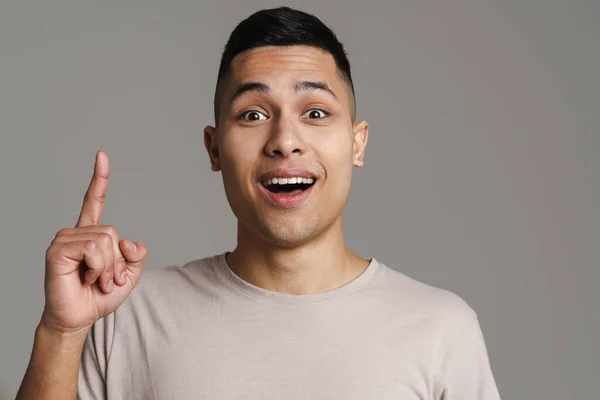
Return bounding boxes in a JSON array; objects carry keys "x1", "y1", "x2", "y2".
[
  {"x1": 229, "y1": 80, "x2": 338, "y2": 104},
  {"x1": 295, "y1": 80, "x2": 338, "y2": 100},
  {"x1": 230, "y1": 82, "x2": 270, "y2": 103}
]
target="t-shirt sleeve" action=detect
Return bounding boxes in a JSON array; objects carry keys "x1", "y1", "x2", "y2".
[
  {"x1": 77, "y1": 313, "x2": 115, "y2": 400},
  {"x1": 432, "y1": 312, "x2": 501, "y2": 399}
]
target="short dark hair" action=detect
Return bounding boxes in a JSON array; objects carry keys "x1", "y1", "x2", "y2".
[{"x1": 213, "y1": 6, "x2": 355, "y2": 126}]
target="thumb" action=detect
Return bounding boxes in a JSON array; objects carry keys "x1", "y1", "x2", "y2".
[{"x1": 120, "y1": 239, "x2": 148, "y2": 265}]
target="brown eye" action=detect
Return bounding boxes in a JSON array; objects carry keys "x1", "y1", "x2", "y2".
[
  {"x1": 303, "y1": 109, "x2": 328, "y2": 119},
  {"x1": 239, "y1": 110, "x2": 267, "y2": 121}
]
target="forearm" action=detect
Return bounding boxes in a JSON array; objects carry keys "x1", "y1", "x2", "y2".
[{"x1": 16, "y1": 323, "x2": 89, "y2": 400}]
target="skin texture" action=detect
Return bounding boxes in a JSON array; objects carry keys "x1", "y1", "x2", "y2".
[{"x1": 204, "y1": 45, "x2": 370, "y2": 295}]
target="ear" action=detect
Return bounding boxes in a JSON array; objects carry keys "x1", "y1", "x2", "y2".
[
  {"x1": 352, "y1": 120, "x2": 369, "y2": 167},
  {"x1": 204, "y1": 125, "x2": 221, "y2": 171}
]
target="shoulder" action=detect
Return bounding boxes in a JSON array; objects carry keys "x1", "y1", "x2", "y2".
[
  {"x1": 112, "y1": 253, "x2": 225, "y2": 321},
  {"x1": 132, "y1": 253, "x2": 223, "y2": 295},
  {"x1": 372, "y1": 258, "x2": 478, "y2": 328}
]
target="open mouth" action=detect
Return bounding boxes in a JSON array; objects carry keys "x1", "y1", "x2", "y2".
[{"x1": 261, "y1": 177, "x2": 316, "y2": 196}]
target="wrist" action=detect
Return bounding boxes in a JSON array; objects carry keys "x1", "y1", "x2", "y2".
[{"x1": 36, "y1": 320, "x2": 90, "y2": 349}]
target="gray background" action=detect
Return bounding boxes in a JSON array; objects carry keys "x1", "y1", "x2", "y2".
[{"x1": 1, "y1": 0, "x2": 598, "y2": 398}]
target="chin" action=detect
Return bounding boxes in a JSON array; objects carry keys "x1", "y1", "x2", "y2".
[{"x1": 253, "y1": 216, "x2": 323, "y2": 248}]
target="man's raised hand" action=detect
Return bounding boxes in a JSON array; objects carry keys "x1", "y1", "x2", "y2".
[{"x1": 40, "y1": 151, "x2": 148, "y2": 335}]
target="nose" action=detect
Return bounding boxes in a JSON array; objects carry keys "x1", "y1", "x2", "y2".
[{"x1": 264, "y1": 116, "x2": 306, "y2": 158}]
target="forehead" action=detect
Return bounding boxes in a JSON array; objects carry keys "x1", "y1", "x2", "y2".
[{"x1": 228, "y1": 45, "x2": 343, "y2": 90}]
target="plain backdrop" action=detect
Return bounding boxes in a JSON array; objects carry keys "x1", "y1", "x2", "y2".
[{"x1": 1, "y1": 0, "x2": 598, "y2": 399}]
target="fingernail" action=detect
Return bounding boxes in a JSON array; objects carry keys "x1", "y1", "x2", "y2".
[
  {"x1": 125, "y1": 239, "x2": 135, "y2": 252},
  {"x1": 107, "y1": 279, "x2": 114, "y2": 292},
  {"x1": 120, "y1": 271, "x2": 126, "y2": 282}
]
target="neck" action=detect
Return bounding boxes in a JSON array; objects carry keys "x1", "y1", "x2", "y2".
[{"x1": 226, "y1": 218, "x2": 369, "y2": 295}]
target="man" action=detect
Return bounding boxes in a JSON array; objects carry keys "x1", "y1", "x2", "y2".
[{"x1": 17, "y1": 6, "x2": 501, "y2": 399}]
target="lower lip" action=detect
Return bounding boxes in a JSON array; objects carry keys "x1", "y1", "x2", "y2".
[{"x1": 259, "y1": 183, "x2": 315, "y2": 209}]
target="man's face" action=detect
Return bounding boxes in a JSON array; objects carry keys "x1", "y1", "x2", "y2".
[{"x1": 204, "y1": 45, "x2": 368, "y2": 248}]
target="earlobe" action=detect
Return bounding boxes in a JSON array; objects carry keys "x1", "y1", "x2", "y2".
[
  {"x1": 203, "y1": 125, "x2": 221, "y2": 171},
  {"x1": 352, "y1": 120, "x2": 369, "y2": 168}
]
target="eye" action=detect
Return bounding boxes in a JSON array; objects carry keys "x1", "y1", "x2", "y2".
[
  {"x1": 238, "y1": 110, "x2": 267, "y2": 121},
  {"x1": 303, "y1": 109, "x2": 328, "y2": 119}
]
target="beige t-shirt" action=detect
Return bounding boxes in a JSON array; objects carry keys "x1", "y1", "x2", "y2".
[{"x1": 78, "y1": 253, "x2": 501, "y2": 399}]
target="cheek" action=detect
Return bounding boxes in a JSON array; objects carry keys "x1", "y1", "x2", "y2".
[
  {"x1": 219, "y1": 150, "x2": 254, "y2": 220},
  {"x1": 324, "y1": 131, "x2": 354, "y2": 169},
  {"x1": 320, "y1": 138, "x2": 355, "y2": 197},
  {"x1": 218, "y1": 134, "x2": 266, "y2": 218},
  {"x1": 220, "y1": 134, "x2": 258, "y2": 184}
]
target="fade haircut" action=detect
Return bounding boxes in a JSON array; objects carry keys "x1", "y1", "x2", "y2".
[{"x1": 212, "y1": 6, "x2": 356, "y2": 126}]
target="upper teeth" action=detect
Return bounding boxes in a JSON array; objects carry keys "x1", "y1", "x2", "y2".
[{"x1": 263, "y1": 177, "x2": 314, "y2": 186}]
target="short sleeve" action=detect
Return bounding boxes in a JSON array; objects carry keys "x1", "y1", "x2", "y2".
[
  {"x1": 432, "y1": 313, "x2": 501, "y2": 399},
  {"x1": 78, "y1": 313, "x2": 115, "y2": 400}
]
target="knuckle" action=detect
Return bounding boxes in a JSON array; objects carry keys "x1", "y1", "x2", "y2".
[
  {"x1": 100, "y1": 233, "x2": 114, "y2": 248},
  {"x1": 55, "y1": 228, "x2": 70, "y2": 237},
  {"x1": 103, "y1": 263, "x2": 114, "y2": 275},
  {"x1": 116, "y1": 256, "x2": 126, "y2": 270},
  {"x1": 104, "y1": 225, "x2": 118, "y2": 238},
  {"x1": 45, "y1": 246, "x2": 55, "y2": 262}
]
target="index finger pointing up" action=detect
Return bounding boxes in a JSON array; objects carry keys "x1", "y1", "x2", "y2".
[{"x1": 76, "y1": 150, "x2": 109, "y2": 228}]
